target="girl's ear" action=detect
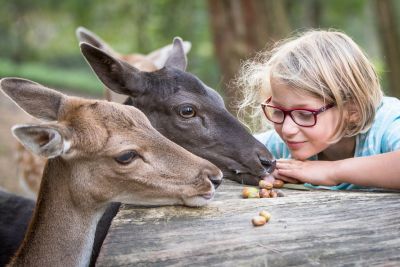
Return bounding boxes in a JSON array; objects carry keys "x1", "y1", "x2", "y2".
[
  {"x1": 12, "y1": 124, "x2": 70, "y2": 159},
  {"x1": 345, "y1": 101, "x2": 361, "y2": 124}
]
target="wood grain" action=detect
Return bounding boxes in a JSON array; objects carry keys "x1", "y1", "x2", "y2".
[{"x1": 96, "y1": 180, "x2": 400, "y2": 266}]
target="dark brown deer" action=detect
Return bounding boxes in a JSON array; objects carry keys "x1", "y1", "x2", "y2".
[
  {"x1": 1, "y1": 78, "x2": 221, "y2": 267},
  {"x1": 79, "y1": 36, "x2": 276, "y2": 184}
]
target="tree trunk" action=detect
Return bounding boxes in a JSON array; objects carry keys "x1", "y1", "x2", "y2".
[
  {"x1": 374, "y1": 0, "x2": 400, "y2": 97},
  {"x1": 305, "y1": 0, "x2": 322, "y2": 28},
  {"x1": 207, "y1": 0, "x2": 290, "y2": 114}
]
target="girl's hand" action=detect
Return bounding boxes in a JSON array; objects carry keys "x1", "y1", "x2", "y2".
[
  {"x1": 275, "y1": 159, "x2": 339, "y2": 186},
  {"x1": 271, "y1": 168, "x2": 301, "y2": 184}
]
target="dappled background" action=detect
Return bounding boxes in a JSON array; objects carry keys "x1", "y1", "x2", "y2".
[{"x1": 1, "y1": 0, "x2": 400, "y2": 195}]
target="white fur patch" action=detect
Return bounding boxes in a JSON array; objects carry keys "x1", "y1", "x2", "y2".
[
  {"x1": 18, "y1": 175, "x2": 37, "y2": 199},
  {"x1": 77, "y1": 211, "x2": 104, "y2": 267},
  {"x1": 63, "y1": 139, "x2": 71, "y2": 154}
]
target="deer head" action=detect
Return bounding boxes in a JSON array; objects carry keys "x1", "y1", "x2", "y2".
[
  {"x1": 79, "y1": 38, "x2": 276, "y2": 185},
  {"x1": 1, "y1": 78, "x2": 222, "y2": 208},
  {"x1": 76, "y1": 26, "x2": 192, "y2": 103}
]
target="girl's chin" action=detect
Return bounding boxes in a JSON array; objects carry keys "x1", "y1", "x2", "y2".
[{"x1": 289, "y1": 150, "x2": 314, "y2": 160}]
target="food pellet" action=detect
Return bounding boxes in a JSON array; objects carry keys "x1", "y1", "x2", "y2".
[
  {"x1": 259, "y1": 188, "x2": 270, "y2": 198},
  {"x1": 270, "y1": 190, "x2": 278, "y2": 198},
  {"x1": 273, "y1": 179, "x2": 284, "y2": 188},
  {"x1": 242, "y1": 187, "x2": 260, "y2": 198},
  {"x1": 259, "y1": 210, "x2": 271, "y2": 222},
  {"x1": 252, "y1": 215, "x2": 267, "y2": 226},
  {"x1": 259, "y1": 180, "x2": 273, "y2": 190}
]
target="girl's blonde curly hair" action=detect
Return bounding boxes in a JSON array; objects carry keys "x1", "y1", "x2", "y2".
[{"x1": 236, "y1": 29, "x2": 382, "y2": 141}]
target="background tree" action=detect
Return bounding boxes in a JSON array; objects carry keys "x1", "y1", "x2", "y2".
[
  {"x1": 0, "y1": 0, "x2": 399, "y2": 105},
  {"x1": 374, "y1": 0, "x2": 400, "y2": 97},
  {"x1": 207, "y1": 0, "x2": 290, "y2": 114}
]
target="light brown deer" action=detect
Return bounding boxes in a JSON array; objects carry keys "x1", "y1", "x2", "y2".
[
  {"x1": 14, "y1": 27, "x2": 192, "y2": 198},
  {"x1": 1, "y1": 77, "x2": 221, "y2": 267}
]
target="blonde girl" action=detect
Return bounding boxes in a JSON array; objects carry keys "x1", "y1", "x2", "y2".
[{"x1": 238, "y1": 29, "x2": 400, "y2": 190}]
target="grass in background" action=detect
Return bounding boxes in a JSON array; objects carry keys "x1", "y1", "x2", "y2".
[{"x1": 0, "y1": 58, "x2": 103, "y2": 96}]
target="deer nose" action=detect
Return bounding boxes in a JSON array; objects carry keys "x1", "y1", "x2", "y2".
[
  {"x1": 260, "y1": 157, "x2": 276, "y2": 174},
  {"x1": 204, "y1": 167, "x2": 223, "y2": 189},
  {"x1": 209, "y1": 174, "x2": 222, "y2": 188}
]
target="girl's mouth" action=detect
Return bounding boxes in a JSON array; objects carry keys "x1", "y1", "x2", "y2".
[{"x1": 286, "y1": 140, "x2": 306, "y2": 150}]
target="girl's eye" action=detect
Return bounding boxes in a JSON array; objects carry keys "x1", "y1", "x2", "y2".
[
  {"x1": 296, "y1": 111, "x2": 314, "y2": 119},
  {"x1": 271, "y1": 109, "x2": 283, "y2": 117},
  {"x1": 179, "y1": 105, "x2": 196, "y2": 118},
  {"x1": 293, "y1": 110, "x2": 315, "y2": 124},
  {"x1": 114, "y1": 151, "x2": 137, "y2": 165}
]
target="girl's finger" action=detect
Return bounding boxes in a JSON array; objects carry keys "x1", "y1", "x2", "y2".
[
  {"x1": 276, "y1": 161, "x2": 297, "y2": 170},
  {"x1": 275, "y1": 171, "x2": 300, "y2": 183}
]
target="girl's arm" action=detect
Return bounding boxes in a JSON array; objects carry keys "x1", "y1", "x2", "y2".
[{"x1": 274, "y1": 150, "x2": 400, "y2": 189}]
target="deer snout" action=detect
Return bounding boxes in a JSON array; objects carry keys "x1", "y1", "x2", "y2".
[
  {"x1": 259, "y1": 156, "x2": 276, "y2": 175},
  {"x1": 202, "y1": 166, "x2": 223, "y2": 189},
  {"x1": 209, "y1": 173, "x2": 223, "y2": 188}
]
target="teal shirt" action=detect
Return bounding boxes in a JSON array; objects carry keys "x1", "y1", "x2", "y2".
[{"x1": 255, "y1": 96, "x2": 400, "y2": 190}]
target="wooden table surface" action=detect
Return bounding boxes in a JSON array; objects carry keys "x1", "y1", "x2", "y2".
[{"x1": 96, "y1": 180, "x2": 400, "y2": 267}]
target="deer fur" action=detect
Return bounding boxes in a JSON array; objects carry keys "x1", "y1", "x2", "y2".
[
  {"x1": 2, "y1": 30, "x2": 276, "y2": 266},
  {"x1": 1, "y1": 77, "x2": 221, "y2": 267},
  {"x1": 14, "y1": 28, "x2": 274, "y2": 199},
  {"x1": 14, "y1": 27, "x2": 192, "y2": 198}
]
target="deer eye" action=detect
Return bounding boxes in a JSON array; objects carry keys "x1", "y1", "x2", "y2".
[
  {"x1": 179, "y1": 105, "x2": 196, "y2": 118},
  {"x1": 114, "y1": 151, "x2": 137, "y2": 165}
]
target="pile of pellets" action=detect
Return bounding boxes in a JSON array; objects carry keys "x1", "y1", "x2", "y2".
[
  {"x1": 242, "y1": 179, "x2": 284, "y2": 199},
  {"x1": 242, "y1": 179, "x2": 285, "y2": 226}
]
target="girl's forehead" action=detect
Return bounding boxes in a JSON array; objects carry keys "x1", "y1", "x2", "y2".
[{"x1": 270, "y1": 79, "x2": 325, "y2": 108}]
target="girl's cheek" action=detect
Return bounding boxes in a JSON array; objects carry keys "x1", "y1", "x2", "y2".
[{"x1": 274, "y1": 124, "x2": 282, "y2": 136}]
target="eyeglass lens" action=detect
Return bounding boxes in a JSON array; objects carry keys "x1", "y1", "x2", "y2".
[{"x1": 265, "y1": 107, "x2": 316, "y2": 126}]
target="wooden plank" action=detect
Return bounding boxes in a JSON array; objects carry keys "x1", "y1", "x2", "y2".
[{"x1": 96, "y1": 180, "x2": 400, "y2": 266}]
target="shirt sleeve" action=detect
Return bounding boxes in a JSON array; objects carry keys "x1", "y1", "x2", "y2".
[
  {"x1": 381, "y1": 119, "x2": 400, "y2": 152},
  {"x1": 357, "y1": 97, "x2": 400, "y2": 156}
]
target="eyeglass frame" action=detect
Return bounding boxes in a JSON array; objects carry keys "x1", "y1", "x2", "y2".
[{"x1": 260, "y1": 97, "x2": 335, "y2": 127}]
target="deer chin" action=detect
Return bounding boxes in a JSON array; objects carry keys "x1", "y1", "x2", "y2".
[
  {"x1": 182, "y1": 189, "x2": 215, "y2": 207},
  {"x1": 114, "y1": 191, "x2": 214, "y2": 207},
  {"x1": 222, "y1": 171, "x2": 262, "y2": 186},
  {"x1": 115, "y1": 195, "x2": 184, "y2": 206}
]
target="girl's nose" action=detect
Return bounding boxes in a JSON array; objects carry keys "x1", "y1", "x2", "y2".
[{"x1": 281, "y1": 116, "x2": 300, "y2": 136}]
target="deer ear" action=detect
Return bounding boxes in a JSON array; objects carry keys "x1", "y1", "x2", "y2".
[
  {"x1": 76, "y1": 26, "x2": 115, "y2": 54},
  {"x1": 164, "y1": 37, "x2": 188, "y2": 71},
  {"x1": 12, "y1": 124, "x2": 70, "y2": 158},
  {"x1": 147, "y1": 40, "x2": 191, "y2": 69},
  {"x1": 0, "y1": 78, "x2": 65, "y2": 121},
  {"x1": 80, "y1": 42, "x2": 146, "y2": 97}
]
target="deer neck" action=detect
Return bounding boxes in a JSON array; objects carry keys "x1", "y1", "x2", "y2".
[{"x1": 11, "y1": 158, "x2": 107, "y2": 267}]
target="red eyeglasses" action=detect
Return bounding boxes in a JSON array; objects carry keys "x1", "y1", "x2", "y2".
[{"x1": 261, "y1": 97, "x2": 335, "y2": 127}]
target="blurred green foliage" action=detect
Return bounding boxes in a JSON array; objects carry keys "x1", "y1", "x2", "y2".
[
  {"x1": 0, "y1": 58, "x2": 102, "y2": 94},
  {"x1": 0, "y1": 0, "x2": 396, "y2": 94},
  {"x1": 0, "y1": 0, "x2": 219, "y2": 93},
  {"x1": 285, "y1": 0, "x2": 392, "y2": 93}
]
